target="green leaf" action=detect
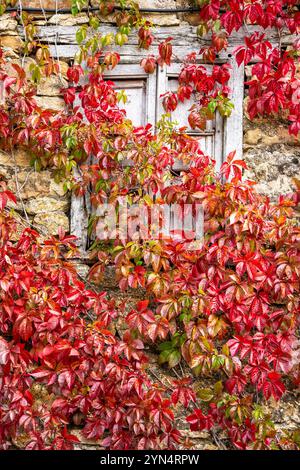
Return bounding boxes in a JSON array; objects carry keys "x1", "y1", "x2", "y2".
[
  {"x1": 208, "y1": 100, "x2": 217, "y2": 114},
  {"x1": 29, "y1": 63, "x2": 41, "y2": 84},
  {"x1": 158, "y1": 341, "x2": 173, "y2": 352},
  {"x1": 213, "y1": 20, "x2": 221, "y2": 32},
  {"x1": 197, "y1": 388, "x2": 214, "y2": 402},
  {"x1": 89, "y1": 16, "x2": 100, "y2": 30},
  {"x1": 212, "y1": 355, "x2": 225, "y2": 370},
  {"x1": 214, "y1": 380, "x2": 223, "y2": 396},
  {"x1": 101, "y1": 34, "x2": 114, "y2": 47},
  {"x1": 158, "y1": 349, "x2": 170, "y2": 364},
  {"x1": 217, "y1": 98, "x2": 234, "y2": 117},
  {"x1": 117, "y1": 90, "x2": 128, "y2": 104},
  {"x1": 196, "y1": 23, "x2": 208, "y2": 37},
  {"x1": 76, "y1": 26, "x2": 87, "y2": 45},
  {"x1": 168, "y1": 350, "x2": 181, "y2": 368}
]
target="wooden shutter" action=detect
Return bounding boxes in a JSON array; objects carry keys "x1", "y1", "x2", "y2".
[
  {"x1": 70, "y1": 60, "x2": 244, "y2": 254},
  {"x1": 105, "y1": 64, "x2": 157, "y2": 126},
  {"x1": 71, "y1": 65, "x2": 157, "y2": 254},
  {"x1": 156, "y1": 60, "x2": 244, "y2": 171},
  {"x1": 156, "y1": 63, "x2": 223, "y2": 170}
]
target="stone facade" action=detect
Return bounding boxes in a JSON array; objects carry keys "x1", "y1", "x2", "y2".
[
  {"x1": 244, "y1": 120, "x2": 300, "y2": 198},
  {"x1": 0, "y1": 1, "x2": 299, "y2": 450},
  {"x1": 0, "y1": 3, "x2": 298, "y2": 239}
]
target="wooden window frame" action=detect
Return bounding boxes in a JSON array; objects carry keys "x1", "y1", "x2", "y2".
[
  {"x1": 105, "y1": 63, "x2": 157, "y2": 126},
  {"x1": 70, "y1": 58, "x2": 244, "y2": 255},
  {"x1": 155, "y1": 59, "x2": 244, "y2": 170}
]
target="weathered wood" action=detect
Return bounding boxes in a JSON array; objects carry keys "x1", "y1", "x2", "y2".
[
  {"x1": 156, "y1": 62, "x2": 224, "y2": 170},
  {"x1": 70, "y1": 169, "x2": 89, "y2": 254},
  {"x1": 70, "y1": 98, "x2": 90, "y2": 253},
  {"x1": 67, "y1": 23, "x2": 271, "y2": 244},
  {"x1": 17, "y1": 24, "x2": 295, "y2": 60},
  {"x1": 70, "y1": 51, "x2": 245, "y2": 246},
  {"x1": 223, "y1": 60, "x2": 245, "y2": 163},
  {"x1": 155, "y1": 60, "x2": 245, "y2": 171},
  {"x1": 50, "y1": 43, "x2": 234, "y2": 62},
  {"x1": 19, "y1": 24, "x2": 295, "y2": 46},
  {"x1": 105, "y1": 64, "x2": 157, "y2": 126}
]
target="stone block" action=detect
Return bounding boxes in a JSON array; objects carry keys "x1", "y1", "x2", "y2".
[
  {"x1": 138, "y1": 0, "x2": 179, "y2": 25},
  {"x1": 25, "y1": 196, "x2": 69, "y2": 215},
  {"x1": 50, "y1": 179, "x2": 68, "y2": 197},
  {"x1": 33, "y1": 211, "x2": 69, "y2": 235},
  {"x1": 0, "y1": 35, "x2": 24, "y2": 53},
  {"x1": 244, "y1": 128, "x2": 263, "y2": 145},
  {"x1": 48, "y1": 13, "x2": 89, "y2": 26},
  {"x1": 22, "y1": 0, "x2": 71, "y2": 8},
  {"x1": 244, "y1": 145, "x2": 300, "y2": 198},
  {"x1": 37, "y1": 74, "x2": 67, "y2": 96},
  {"x1": 8, "y1": 170, "x2": 48, "y2": 199},
  {"x1": 0, "y1": 14, "x2": 18, "y2": 34},
  {"x1": 58, "y1": 60, "x2": 69, "y2": 77},
  {"x1": 9, "y1": 213, "x2": 32, "y2": 242},
  {"x1": 0, "y1": 149, "x2": 31, "y2": 167},
  {"x1": 143, "y1": 13, "x2": 180, "y2": 26},
  {"x1": 182, "y1": 12, "x2": 202, "y2": 26},
  {"x1": 35, "y1": 95, "x2": 65, "y2": 110},
  {"x1": 138, "y1": 0, "x2": 177, "y2": 7}
]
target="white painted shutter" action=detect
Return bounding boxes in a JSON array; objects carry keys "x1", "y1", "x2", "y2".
[
  {"x1": 156, "y1": 63, "x2": 223, "y2": 171},
  {"x1": 156, "y1": 60, "x2": 244, "y2": 171},
  {"x1": 105, "y1": 64, "x2": 156, "y2": 126},
  {"x1": 70, "y1": 59, "x2": 244, "y2": 254}
]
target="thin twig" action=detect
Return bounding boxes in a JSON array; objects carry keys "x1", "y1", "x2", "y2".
[
  {"x1": 54, "y1": 0, "x2": 64, "y2": 82},
  {"x1": 18, "y1": 168, "x2": 34, "y2": 191},
  {"x1": 18, "y1": 0, "x2": 27, "y2": 69},
  {"x1": 11, "y1": 149, "x2": 30, "y2": 224},
  {"x1": 148, "y1": 368, "x2": 173, "y2": 390},
  {"x1": 211, "y1": 429, "x2": 227, "y2": 450}
]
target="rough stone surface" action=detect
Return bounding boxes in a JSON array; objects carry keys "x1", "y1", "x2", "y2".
[
  {"x1": 50, "y1": 179, "x2": 67, "y2": 197},
  {"x1": 0, "y1": 149, "x2": 31, "y2": 167},
  {"x1": 35, "y1": 95, "x2": 65, "y2": 110},
  {"x1": 89, "y1": 0, "x2": 180, "y2": 25},
  {"x1": 182, "y1": 12, "x2": 202, "y2": 26},
  {"x1": 143, "y1": 13, "x2": 180, "y2": 26},
  {"x1": 48, "y1": 13, "x2": 89, "y2": 26},
  {"x1": 25, "y1": 196, "x2": 69, "y2": 215},
  {"x1": 0, "y1": 35, "x2": 24, "y2": 53},
  {"x1": 37, "y1": 74, "x2": 67, "y2": 96},
  {"x1": 0, "y1": 14, "x2": 18, "y2": 33},
  {"x1": 139, "y1": 0, "x2": 179, "y2": 25},
  {"x1": 22, "y1": 0, "x2": 71, "y2": 7},
  {"x1": 244, "y1": 128, "x2": 263, "y2": 146},
  {"x1": 243, "y1": 117, "x2": 300, "y2": 198},
  {"x1": 244, "y1": 145, "x2": 300, "y2": 198},
  {"x1": 244, "y1": 119, "x2": 299, "y2": 147},
  {"x1": 138, "y1": 0, "x2": 177, "y2": 7},
  {"x1": 33, "y1": 211, "x2": 69, "y2": 235},
  {"x1": 8, "y1": 171, "x2": 51, "y2": 200}
]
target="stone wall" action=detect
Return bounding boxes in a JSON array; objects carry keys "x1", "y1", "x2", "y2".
[
  {"x1": 1, "y1": 1, "x2": 299, "y2": 451},
  {"x1": 244, "y1": 120, "x2": 300, "y2": 199},
  {"x1": 0, "y1": 7, "x2": 70, "y2": 235},
  {"x1": 0, "y1": 2, "x2": 298, "y2": 238}
]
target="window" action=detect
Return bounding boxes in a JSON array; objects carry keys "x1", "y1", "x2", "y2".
[
  {"x1": 71, "y1": 58, "x2": 244, "y2": 254},
  {"x1": 105, "y1": 64, "x2": 157, "y2": 126},
  {"x1": 157, "y1": 63, "x2": 224, "y2": 171}
]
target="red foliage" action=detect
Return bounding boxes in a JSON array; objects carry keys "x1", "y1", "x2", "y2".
[
  {"x1": 195, "y1": 1, "x2": 300, "y2": 135},
  {"x1": 0, "y1": 185, "x2": 180, "y2": 450},
  {"x1": 158, "y1": 38, "x2": 173, "y2": 67},
  {"x1": 0, "y1": 0, "x2": 299, "y2": 451}
]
